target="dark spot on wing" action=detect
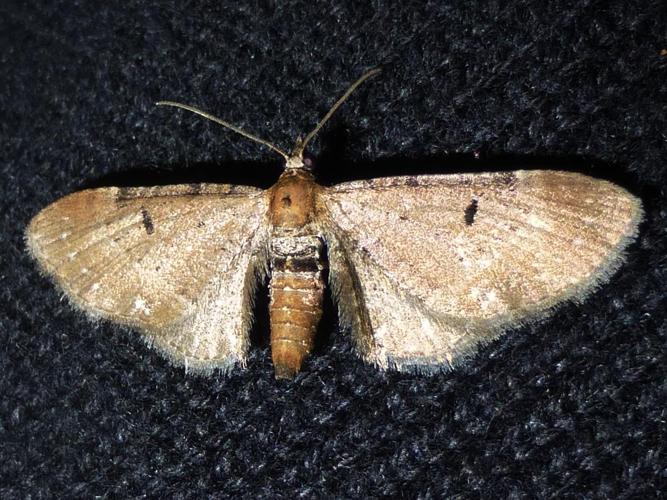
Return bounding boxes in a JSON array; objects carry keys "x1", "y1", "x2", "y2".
[
  {"x1": 141, "y1": 207, "x2": 155, "y2": 235},
  {"x1": 115, "y1": 187, "x2": 136, "y2": 206},
  {"x1": 498, "y1": 172, "x2": 517, "y2": 189},
  {"x1": 281, "y1": 195, "x2": 292, "y2": 208},
  {"x1": 117, "y1": 187, "x2": 133, "y2": 199},
  {"x1": 406, "y1": 177, "x2": 419, "y2": 187},
  {"x1": 188, "y1": 183, "x2": 203, "y2": 196},
  {"x1": 197, "y1": 220, "x2": 206, "y2": 228},
  {"x1": 465, "y1": 199, "x2": 478, "y2": 225}
]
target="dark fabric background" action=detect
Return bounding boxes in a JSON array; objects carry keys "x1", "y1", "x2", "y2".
[{"x1": 1, "y1": 1, "x2": 665, "y2": 497}]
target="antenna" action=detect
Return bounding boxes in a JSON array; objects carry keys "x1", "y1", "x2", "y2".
[
  {"x1": 292, "y1": 68, "x2": 381, "y2": 158},
  {"x1": 156, "y1": 67, "x2": 381, "y2": 164},
  {"x1": 155, "y1": 101, "x2": 289, "y2": 160}
]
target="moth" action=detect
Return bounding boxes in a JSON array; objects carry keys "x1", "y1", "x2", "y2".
[{"x1": 26, "y1": 69, "x2": 643, "y2": 379}]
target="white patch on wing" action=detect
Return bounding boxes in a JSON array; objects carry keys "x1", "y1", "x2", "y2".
[
  {"x1": 133, "y1": 296, "x2": 151, "y2": 315},
  {"x1": 527, "y1": 214, "x2": 550, "y2": 230}
]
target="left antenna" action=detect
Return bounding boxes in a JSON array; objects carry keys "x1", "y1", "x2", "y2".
[{"x1": 156, "y1": 101, "x2": 289, "y2": 160}]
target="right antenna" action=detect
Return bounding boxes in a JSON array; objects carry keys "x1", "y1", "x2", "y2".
[{"x1": 292, "y1": 67, "x2": 382, "y2": 158}]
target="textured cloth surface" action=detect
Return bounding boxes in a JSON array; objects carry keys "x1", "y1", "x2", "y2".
[{"x1": 1, "y1": 1, "x2": 665, "y2": 497}]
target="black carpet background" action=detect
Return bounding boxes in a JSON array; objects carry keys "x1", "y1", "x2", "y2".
[{"x1": 1, "y1": 1, "x2": 665, "y2": 497}]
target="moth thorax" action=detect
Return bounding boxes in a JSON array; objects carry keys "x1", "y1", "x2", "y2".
[{"x1": 269, "y1": 234, "x2": 326, "y2": 379}]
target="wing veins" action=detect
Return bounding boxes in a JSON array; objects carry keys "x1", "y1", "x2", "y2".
[
  {"x1": 54, "y1": 197, "x2": 261, "y2": 322},
  {"x1": 46, "y1": 198, "x2": 218, "y2": 270},
  {"x1": 343, "y1": 191, "x2": 618, "y2": 256},
  {"x1": 89, "y1": 198, "x2": 257, "y2": 306},
  {"x1": 34, "y1": 203, "x2": 142, "y2": 247},
  {"x1": 328, "y1": 222, "x2": 444, "y2": 355}
]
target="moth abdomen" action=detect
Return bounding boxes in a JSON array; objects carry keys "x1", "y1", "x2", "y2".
[{"x1": 269, "y1": 234, "x2": 326, "y2": 379}]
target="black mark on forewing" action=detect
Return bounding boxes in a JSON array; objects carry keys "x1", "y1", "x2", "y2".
[
  {"x1": 117, "y1": 187, "x2": 134, "y2": 200},
  {"x1": 465, "y1": 199, "x2": 478, "y2": 225},
  {"x1": 140, "y1": 207, "x2": 155, "y2": 235},
  {"x1": 498, "y1": 172, "x2": 517, "y2": 189}
]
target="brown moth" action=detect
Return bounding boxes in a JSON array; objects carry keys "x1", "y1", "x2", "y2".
[{"x1": 26, "y1": 70, "x2": 643, "y2": 379}]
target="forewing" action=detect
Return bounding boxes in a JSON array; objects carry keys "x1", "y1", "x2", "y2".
[
  {"x1": 320, "y1": 170, "x2": 642, "y2": 372},
  {"x1": 26, "y1": 184, "x2": 269, "y2": 373}
]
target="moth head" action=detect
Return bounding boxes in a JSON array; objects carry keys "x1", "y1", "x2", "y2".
[
  {"x1": 284, "y1": 154, "x2": 313, "y2": 172},
  {"x1": 284, "y1": 135, "x2": 307, "y2": 171},
  {"x1": 284, "y1": 136, "x2": 316, "y2": 171},
  {"x1": 156, "y1": 67, "x2": 381, "y2": 173}
]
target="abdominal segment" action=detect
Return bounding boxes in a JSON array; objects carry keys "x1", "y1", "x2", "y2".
[{"x1": 269, "y1": 234, "x2": 325, "y2": 379}]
